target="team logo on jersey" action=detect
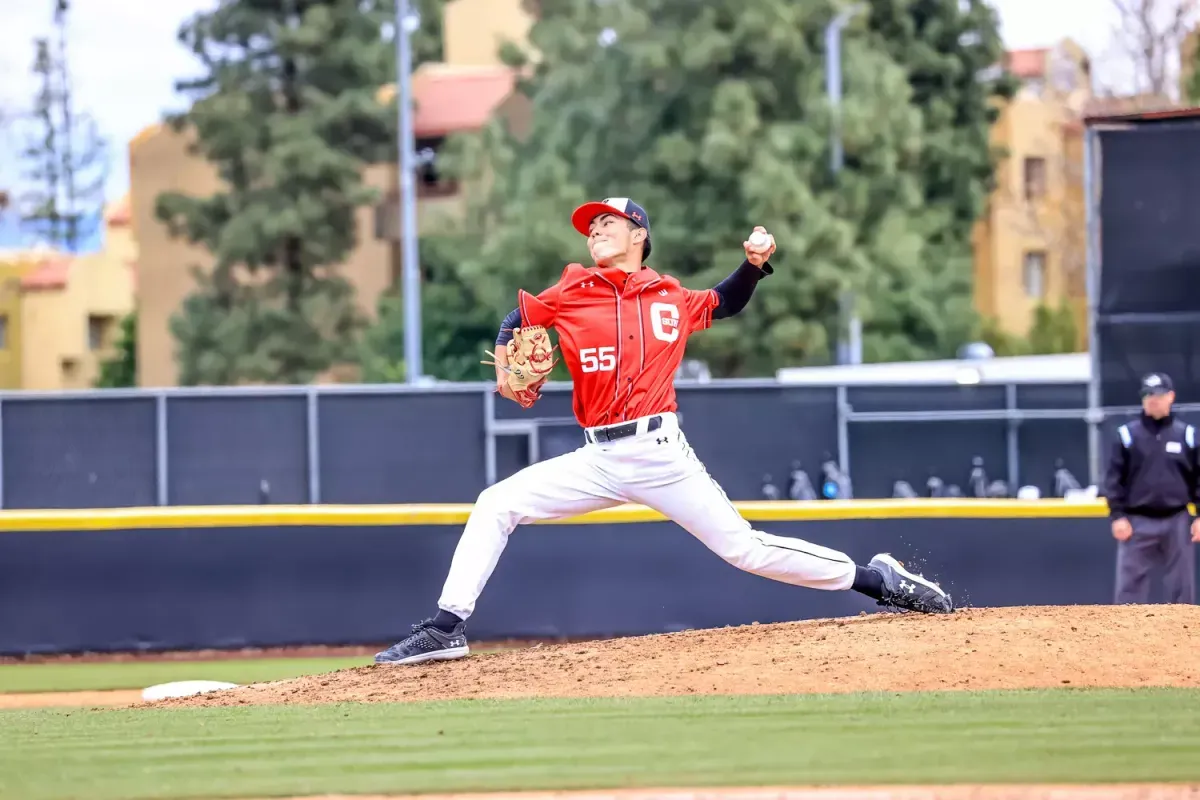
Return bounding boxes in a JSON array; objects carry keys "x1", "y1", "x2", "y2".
[{"x1": 650, "y1": 302, "x2": 680, "y2": 343}]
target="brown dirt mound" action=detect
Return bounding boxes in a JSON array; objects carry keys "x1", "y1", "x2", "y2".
[{"x1": 159, "y1": 605, "x2": 1200, "y2": 708}]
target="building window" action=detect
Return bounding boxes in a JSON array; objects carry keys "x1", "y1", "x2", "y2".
[
  {"x1": 1023, "y1": 251, "x2": 1047, "y2": 299},
  {"x1": 88, "y1": 314, "x2": 114, "y2": 351},
  {"x1": 1023, "y1": 157, "x2": 1047, "y2": 201}
]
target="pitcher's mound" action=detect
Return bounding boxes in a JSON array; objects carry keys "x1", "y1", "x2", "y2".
[{"x1": 162, "y1": 605, "x2": 1200, "y2": 707}]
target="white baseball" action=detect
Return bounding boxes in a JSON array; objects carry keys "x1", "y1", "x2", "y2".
[{"x1": 748, "y1": 231, "x2": 771, "y2": 248}]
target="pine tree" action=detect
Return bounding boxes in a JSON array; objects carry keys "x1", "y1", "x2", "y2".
[
  {"x1": 19, "y1": 1, "x2": 108, "y2": 253},
  {"x1": 416, "y1": 0, "x2": 1005, "y2": 375},
  {"x1": 864, "y1": 0, "x2": 1019, "y2": 359},
  {"x1": 157, "y1": 0, "x2": 441, "y2": 385},
  {"x1": 19, "y1": 38, "x2": 59, "y2": 246},
  {"x1": 868, "y1": 0, "x2": 1017, "y2": 231}
]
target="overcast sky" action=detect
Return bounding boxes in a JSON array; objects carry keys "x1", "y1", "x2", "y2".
[{"x1": 0, "y1": 0, "x2": 1136, "y2": 205}]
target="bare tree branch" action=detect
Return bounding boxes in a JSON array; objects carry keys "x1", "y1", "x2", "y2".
[{"x1": 1106, "y1": 0, "x2": 1199, "y2": 102}]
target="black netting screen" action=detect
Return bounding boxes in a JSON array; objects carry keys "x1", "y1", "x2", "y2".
[
  {"x1": 1097, "y1": 318, "x2": 1200, "y2": 407},
  {"x1": 1097, "y1": 122, "x2": 1200, "y2": 405},
  {"x1": 166, "y1": 396, "x2": 309, "y2": 505},
  {"x1": 1, "y1": 398, "x2": 157, "y2": 509},
  {"x1": 1098, "y1": 124, "x2": 1200, "y2": 315}
]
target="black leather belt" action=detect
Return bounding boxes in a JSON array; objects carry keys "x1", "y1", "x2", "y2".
[{"x1": 585, "y1": 415, "x2": 662, "y2": 444}]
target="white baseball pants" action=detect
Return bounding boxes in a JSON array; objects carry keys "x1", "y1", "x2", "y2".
[{"x1": 437, "y1": 412, "x2": 856, "y2": 619}]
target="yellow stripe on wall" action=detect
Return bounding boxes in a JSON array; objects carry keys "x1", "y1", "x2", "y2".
[{"x1": 0, "y1": 499, "x2": 1121, "y2": 533}]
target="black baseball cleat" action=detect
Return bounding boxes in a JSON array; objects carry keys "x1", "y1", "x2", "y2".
[
  {"x1": 867, "y1": 553, "x2": 954, "y2": 614},
  {"x1": 374, "y1": 619, "x2": 470, "y2": 665}
]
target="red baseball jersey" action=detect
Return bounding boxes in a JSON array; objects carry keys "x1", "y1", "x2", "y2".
[{"x1": 518, "y1": 263, "x2": 719, "y2": 429}]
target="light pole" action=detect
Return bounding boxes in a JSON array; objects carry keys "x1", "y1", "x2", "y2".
[
  {"x1": 396, "y1": 0, "x2": 423, "y2": 383},
  {"x1": 825, "y1": 3, "x2": 866, "y2": 175},
  {"x1": 825, "y1": 3, "x2": 866, "y2": 366}
]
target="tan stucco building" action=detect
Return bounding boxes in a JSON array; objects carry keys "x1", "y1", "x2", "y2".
[
  {"x1": 0, "y1": 199, "x2": 136, "y2": 390},
  {"x1": 971, "y1": 40, "x2": 1093, "y2": 345}
]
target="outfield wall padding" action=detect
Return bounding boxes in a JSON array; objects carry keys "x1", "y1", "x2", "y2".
[{"x1": 3, "y1": 501, "x2": 1186, "y2": 656}]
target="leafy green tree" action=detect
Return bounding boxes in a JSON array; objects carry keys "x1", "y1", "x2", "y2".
[
  {"x1": 95, "y1": 312, "x2": 138, "y2": 388},
  {"x1": 359, "y1": 231, "x2": 502, "y2": 382},
  {"x1": 1188, "y1": 36, "x2": 1200, "y2": 103},
  {"x1": 1027, "y1": 300, "x2": 1079, "y2": 354},
  {"x1": 156, "y1": 0, "x2": 442, "y2": 385},
  {"x1": 415, "y1": 0, "x2": 1008, "y2": 377},
  {"x1": 977, "y1": 316, "x2": 1026, "y2": 358}
]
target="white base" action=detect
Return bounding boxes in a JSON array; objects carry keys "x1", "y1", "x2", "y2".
[{"x1": 141, "y1": 680, "x2": 239, "y2": 702}]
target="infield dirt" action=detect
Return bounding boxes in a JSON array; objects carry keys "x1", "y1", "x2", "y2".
[{"x1": 158, "y1": 604, "x2": 1200, "y2": 708}]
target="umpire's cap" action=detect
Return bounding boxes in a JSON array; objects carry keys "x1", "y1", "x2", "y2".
[
  {"x1": 1140, "y1": 372, "x2": 1174, "y2": 396},
  {"x1": 571, "y1": 197, "x2": 651, "y2": 260}
]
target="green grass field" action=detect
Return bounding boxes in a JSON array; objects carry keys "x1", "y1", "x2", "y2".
[
  {"x1": 0, "y1": 656, "x2": 372, "y2": 694},
  {"x1": 2, "y1": 689, "x2": 1199, "y2": 800}
]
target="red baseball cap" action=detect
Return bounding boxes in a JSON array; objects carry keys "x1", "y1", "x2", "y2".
[{"x1": 570, "y1": 197, "x2": 652, "y2": 259}]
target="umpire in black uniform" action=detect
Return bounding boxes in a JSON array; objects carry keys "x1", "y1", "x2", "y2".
[{"x1": 1105, "y1": 372, "x2": 1200, "y2": 604}]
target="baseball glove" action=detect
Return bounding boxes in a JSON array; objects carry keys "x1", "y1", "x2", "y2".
[{"x1": 482, "y1": 325, "x2": 557, "y2": 408}]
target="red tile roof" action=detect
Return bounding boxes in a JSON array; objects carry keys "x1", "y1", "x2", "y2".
[
  {"x1": 409, "y1": 66, "x2": 518, "y2": 138},
  {"x1": 1081, "y1": 95, "x2": 1194, "y2": 121},
  {"x1": 21, "y1": 257, "x2": 71, "y2": 291},
  {"x1": 1007, "y1": 48, "x2": 1047, "y2": 79}
]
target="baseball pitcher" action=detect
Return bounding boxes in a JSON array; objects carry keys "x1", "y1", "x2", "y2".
[{"x1": 376, "y1": 198, "x2": 954, "y2": 665}]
